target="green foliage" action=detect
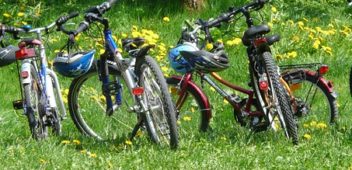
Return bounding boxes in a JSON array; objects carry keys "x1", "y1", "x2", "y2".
[{"x1": 0, "y1": 0, "x2": 352, "y2": 169}]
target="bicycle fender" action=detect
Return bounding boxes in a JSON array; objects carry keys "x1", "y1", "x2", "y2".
[
  {"x1": 305, "y1": 70, "x2": 336, "y2": 95},
  {"x1": 170, "y1": 75, "x2": 212, "y2": 120},
  {"x1": 20, "y1": 60, "x2": 32, "y2": 84}
]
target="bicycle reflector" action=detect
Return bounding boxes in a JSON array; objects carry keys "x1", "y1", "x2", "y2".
[
  {"x1": 259, "y1": 80, "x2": 268, "y2": 91},
  {"x1": 132, "y1": 87, "x2": 144, "y2": 96},
  {"x1": 318, "y1": 65, "x2": 329, "y2": 75},
  {"x1": 15, "y1": 48, "x2": 36, "y2": 60},
  {"x1": 254, "y1": 37, "x2": 267, "y2": 47}
]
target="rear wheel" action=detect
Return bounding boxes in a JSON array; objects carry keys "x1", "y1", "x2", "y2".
[
  {"x1": 250, "y1": 52, "x2": 298, "y2": 144},
  {"x1": 281, "y1": 69, "x2": 338, "y2": 125},
  {"x1": 24, "y1": 63, "x2": 47, "y2": 139},
  {"x1": 135, "y1": 56, "x2": 178, "y2": 148}
]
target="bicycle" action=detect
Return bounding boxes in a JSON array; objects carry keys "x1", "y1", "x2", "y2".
[
  {"x1": 167, "y1": 0, "x2": 298, "y2": 144},
  {"x1": 0, "y1": 14, "x2": 71, "y2": 139},
  {"x1": 54, "y1": 0, "x2": 178, "y2": 148},
  {"x1": 280, "y1": 63, "x2": 338, "y2": 125}
]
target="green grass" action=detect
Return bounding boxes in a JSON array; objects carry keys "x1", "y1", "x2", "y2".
[{"x1": 1, "y1": 0, "x2": 352, "y2": 169}]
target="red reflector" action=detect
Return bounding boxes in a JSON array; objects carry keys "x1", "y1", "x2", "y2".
[
  {"x1": 319, "y1": 65, "x2": 329, "y2": 75},
  {"x1": 15, "y1": 48, "x2": 36, "y2": 60},
  {"x1": 132, "y1": 87, "x2": 144, "y2": 96},
  {"x1": 21, "y1": 71, "x2": 29, "y2": 78},
  {"x1": 254, "y1": 37, "x2": 267, "y2": 47},
  {"x1": 259, "y1": 81, "x2": 268, "y2": 91}
]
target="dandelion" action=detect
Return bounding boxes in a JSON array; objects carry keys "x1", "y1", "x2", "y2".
[
  {"x1": 61, "y1": 140, "x2": 71, "y2": 145},
  {"x1": 217, "y1": 39, "x2": 223, "y2": 44},
  {"x1": 267, "y1": 22, "x2": 273, "y2": 28},
  {"x1": 183, "y1": 116, "x2": 192, "y2": 121},
  {"x1": 99, "y1": 48, "x2": 105, "y2": 55},
  {"x1": 303, "y1": 133, "x2": 312, "y2": 140},
  {"x1": 136, "y1": 130, "x2": 143, "y2": 137},
  {"x1": 21, "y1": 21, "x2": 27, "y2": 25},
  {"x1": 125, "y1": 140, "x2": 132, "y2": 145},
  {"x1": 312, "y1": 40, "x2": 320, "y2": 49},
  {"x1": 88, "y1": 152, "x2": 97, "y2": 158},
  {"x1": 224, "y1": 99, "x2": 229, "y2": 105},
  {"x1": 271, "y1": 6, "x2": 277, "y2": 13},
  {"x1": 206, "y1": 42, "x2": 213, "y2": 51},
  {"x1": 316, "y1": 122, "x2": 327, "y2": 129},
  {"x1": 121, "y1": 33, "x2": 128, "y2": 38},
  {"x1": 321, "y1": 46, "x2": 332, "y2": 55},
  {"x1": 210, "y1": 87, "x2": 216, "y2": 92},
  {"x1": 176, "y1": 120, "x2": 181, "y2": 125},
  {"x1": 80, "y1": 149, "x2": 87, "y2": 154},
  {"x1": 303, "y1": 123, "x2": 309, "y2": 128},
  {"x1": 3, "y1": 12, "x2": 11, "y2": 18},
  {"x1": 163, "y1": 16, "x2": 170, "y2": 22},
  {"x1": 17, "y1": 12, "x2": 25, "y2": 17},
  {"x1": 72, "y1": 139, "x2": 81, "y2": 145},
  {"x1": 310, "y1": 121, "x2": 317, "y2": 127},
  {"x1": 297, "y1": 21, "x2": 304, "y2": 30},
  {"x1": 291, "y1": 36, "x2": 300, "y2": 42},
  {"x1": 161, "y1": 66, "x2": 168, "y2": 72},
  {"x1": 308, "y1": 33, "x2": 315, "y2": 40},
  {"x1": 287, "y1": 51, "x2": 297, "y2": 58}
]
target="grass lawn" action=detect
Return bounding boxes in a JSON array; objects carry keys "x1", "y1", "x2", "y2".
[{"x1": 0, "y1": 0, "x2": 352, "y2": 169}]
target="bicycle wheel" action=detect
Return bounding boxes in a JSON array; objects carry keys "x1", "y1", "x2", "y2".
[
  {"x1": 68, "y1": 62, "x2": 139, "y2": 140},
  {"x1": 166, "y1": 76, "x2": 211, "y2": 136},
  {"x1": 135, "y1": 55, "x2": 178, "y2": 148},
  {"x1": 250, "y1": 52, "x2": 298, "y2": 144},
  {"x1": 281, "y1": 69, "x2": 338, "y2": 125},
  {"x1": 23, "y1": 62, "x2": 47, "y2": 139}
]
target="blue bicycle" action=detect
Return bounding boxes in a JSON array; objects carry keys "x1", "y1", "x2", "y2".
[{"x1": 53, "y1": 0, "x2": 178, "y2": 148}]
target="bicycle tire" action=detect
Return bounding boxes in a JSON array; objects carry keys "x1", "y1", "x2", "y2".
[
  {"x1": 281, "y1": 69, "x2": 338, "y2": 125},
  {"x1": 166, "y1": 76, "x2": 210, "y2": 132},
  {"x1": 135, "y1": 55, "x2": 178, "y2": 148},
  {"x1": 251, "y1": 52, "x2": 298, "y2": 144},
  {"x1": 68, "y1": 62, "x2": 138, "y2": 140},
  {"x1": 23, "y1": 62, "x2": 47, "y2": 139}
]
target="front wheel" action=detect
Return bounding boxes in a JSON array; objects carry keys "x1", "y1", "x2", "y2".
[
  {"x1": 250, "y1": 52, "x2": 298, "y2": 144},
  {"x1": 135, "y1": 55, "x2": 178, "y2": 148}
]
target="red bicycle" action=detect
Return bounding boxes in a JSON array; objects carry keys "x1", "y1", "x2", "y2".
[{"x1": 167, "y1": 0, "x2": 298, "y2": 144}]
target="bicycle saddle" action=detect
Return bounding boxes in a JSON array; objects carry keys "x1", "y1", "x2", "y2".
[{"x1": 122, "y1": 37, "x2": 145, "y2": 52}]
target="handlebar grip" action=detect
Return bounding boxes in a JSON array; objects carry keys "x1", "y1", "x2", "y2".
[
  {"x1": 73, "y1": 21, "x2": 89, "y2": 36},
  {"x1": 56, "y1": 11, "x2": 79, "y2": 26}
]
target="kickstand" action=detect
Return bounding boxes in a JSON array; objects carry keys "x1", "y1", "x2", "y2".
[{"x1": 129, "y1": 118, "x2": 143, "y2": 141}]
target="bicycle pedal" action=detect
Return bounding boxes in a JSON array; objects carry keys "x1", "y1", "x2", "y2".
[
  {"x1": 12, "y1": 100, "x2": 24, "y2": 110},
  {"x1": 103, "y1": 82, "x2": 122, "y2": 95}
]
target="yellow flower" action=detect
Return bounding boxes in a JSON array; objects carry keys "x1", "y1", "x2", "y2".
[
  {"x1": 80, "y1": 149, "x2": 87, "y2": 154},
  {"x1": 72, "y1": 139, "x2": 81, "y2": 145},
  {"x1": 121, "y1": 33, "x2": 128, "y2": 38},
  {"x1": 217, "y1": 39, "x2": 223, "y2": 44},
  {"x1": 271, "y1": 6, "x2": 277, "y2": 13},
  {"x1": 321, "y1": 46, "x2": 332, "y2": 55},
  {"x1": 88, "y1": 152, "x2": 97, "y2": 158},
  {"x1": 210, "y1": 87, "x2": 216, "y2": 92},
  {"x1": 191, "y1": 107, "x2": 195, "y2": 113},
  {"x1": 161, "y1": 66, "x2": 168, "y2": 72},
  {"x1": 61, "y1": 140, "x2": 71, "y2": 144},
  {"x1": 63, "y1": 98, "x2": 68, "y2": 104},
  {"x1": 267, "y1": 22, "x2": 273, "y2": 28},
  {"x1": 163, "y1": 16, "x2": 170, "y2": 22},
  {"x1": 176, "y1": 120, "x2": 181, "y2": 125},
  {"x1": 303, "y1": 133, "x2": 312, "y2": 140},
  {"x1": 17, "y1": 12, "x2": 25, "y2": 17},
  {"x1": 99, "y1": 48, "x2": 105, "y2": 55},
  {"x1": 3, "y1": 13, "x2": 11, "y2": 18},
  {"x1": 287, "y1": 51, "x2": 297, "y2": 58},
  {"x1": 312, "y1": 40, "x2": 320, "y2": 49},
  {"x1": 125, "y1": 140, "x2": 132, "y2": 145},
  {"x1": 310, "y1": 121, "x2": 317, "y2": 127},
  {"x1": 21, "y1": 21, "x2": 27, "y2": 25},
  {"x1": 136, "y1": 130, "x2": 143, "y2": 137},
  {"x1": 224, "y1": 99, "x2": 229, "y2": 105},
  {"x1": 316, "y1": 122, "x2": 327, "y2": 129},
  {"x1": 297, "y1": 21, "x2": 304, "y2": 30},
  {"x1": 308, "y1": 33, "x2": 315, "y2": 40},
  {"x1": 303, "y1": 123, "x2": 309, "y2": 128},
  {"x1": 183, "y1": 116, "x2": 192, "y2": 121},
  {"x1": 206, "y1": 43, "x2": 213, "y2": 51},
  {"x1": 291, "y1": 36, "x2": 300, "y2": 42}
]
